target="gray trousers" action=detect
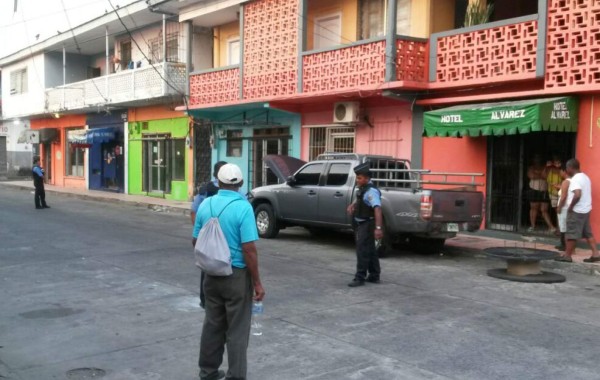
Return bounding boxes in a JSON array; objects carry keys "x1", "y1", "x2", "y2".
[{"x1": 199, "y1": 268, "x2": 253, "y2": 380}]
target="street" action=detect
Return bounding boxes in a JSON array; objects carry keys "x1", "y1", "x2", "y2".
[{"x1": 1, "y1": 187, "x2": 600, "y2": 380}]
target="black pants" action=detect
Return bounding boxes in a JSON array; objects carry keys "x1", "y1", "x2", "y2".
[
  {"x1": 199, "y1": 268, "x2": 253, "y2": 380},
  {"x1": 34, "y1": 186, "x2": 48, "y2": 208},
  {"x1": 354, "y1": 220, "x2": 380, "y2": 281},
  {"x1": 199, "y1": 271, "x2": 205, "y2": 308}
]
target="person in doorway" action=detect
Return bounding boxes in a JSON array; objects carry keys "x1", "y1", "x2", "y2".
[
  {"x1": 544, "y1": 155, "x2": 563, "y2": 233},
  {"x1": 527, "y1": 154, "x2": 555, "y2": 233},
  {"x1": 346, "y1": 162, "x2": 383, "y2": 287},
  {"x1": 192, "y1": 163, "x2": 265, "y2": 380},
  {"x1": 32, "y1": 157, "x2": 50, "y2": 210},
  {"x1": 554, "y1": 164, "x2": 571, "y2": 251},
  {"x1": 556, "y1": 159, "x2": 600, "y2": 263},
  {"x1": 190, "y1": 161, "x2": 228, "y2": 309}
]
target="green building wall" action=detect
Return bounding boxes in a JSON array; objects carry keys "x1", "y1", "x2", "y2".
[{"x1": 127, "y1": 117, "x2": 190, "y2": 201}]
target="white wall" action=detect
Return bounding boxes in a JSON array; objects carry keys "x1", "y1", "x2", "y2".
[
  {"x1": 1, "y1": 54, "x2": 46, "y2": 119},
  {"x1": 114, "y1": 23, "x2": 186, "y2": 68}
]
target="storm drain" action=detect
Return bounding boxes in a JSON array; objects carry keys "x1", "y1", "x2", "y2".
[{"x1": 66, "y1": 368, "x2": 106, "y2": 379}]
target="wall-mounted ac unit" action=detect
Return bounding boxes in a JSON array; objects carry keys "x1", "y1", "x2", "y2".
[{"x1": 333, "y1": 102, "x2": 360, "y2": 124}]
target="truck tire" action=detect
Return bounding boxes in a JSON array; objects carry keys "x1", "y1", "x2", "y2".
[
  {"x1": 409, "y1": 237, "x2": 446, "y2": 254},
  {"x1": 255, "y1": 204, "x2": 280, "y2": 239}
]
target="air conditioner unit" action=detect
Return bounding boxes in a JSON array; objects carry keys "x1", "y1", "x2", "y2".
[{"x1": 333, "y1": 102, "x2": 360, "y2": 124}]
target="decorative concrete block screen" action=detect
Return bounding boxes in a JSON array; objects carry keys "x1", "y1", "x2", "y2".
[
  {"x1": 189, "y1": 68, "x2": 240, "y2": 106},
  {"x1": 546, "y1": 0, "x2": 600, "y2": 89},
  {"x1": 396, "y1": 38, "x2": 428, "y2": 82},
  {"x1": 302, "y1": 40, "x2": 386, "y2": 93},
  {"x1": 435, "y1": 20, "x2": 538, "y2": 84},
  {"x1": 243, "y1": 0, "x2": 299, "y2": 99}
]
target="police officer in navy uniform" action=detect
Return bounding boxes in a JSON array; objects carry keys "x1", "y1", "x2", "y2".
[
  {"x1": 32, "y1": 156, "x2": 50, "y2": 210},
  {"x1": 346, "y1": 162, "x2": 383, "y2": 287}
]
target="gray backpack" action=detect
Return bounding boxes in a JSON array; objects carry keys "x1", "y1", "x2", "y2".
[{"x1": 194, "y1": 199, "x2": 240, "y2": 276}]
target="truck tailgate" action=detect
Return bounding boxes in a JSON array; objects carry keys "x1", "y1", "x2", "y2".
[{"x1": 430, "y1": 190, "x2": 483, "y2": 222}]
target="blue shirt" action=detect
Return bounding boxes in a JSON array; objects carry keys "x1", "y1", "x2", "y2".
[
  {"x1": 192, "y1": 190, "x2": 258, "y2": 268},
  {"x1": 33, "y1": 166, "x2": 44, "y2": 178},
  {"x1": 190, "y1": 179, "x2": 219, "y2": 212},
  {"x1": 362, "y1": 186, "x2": 381, "y2": 208}
]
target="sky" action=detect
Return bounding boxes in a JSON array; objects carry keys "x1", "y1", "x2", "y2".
[{"x1": 0, "y1": 0, "x2": 137, "y2": 59}]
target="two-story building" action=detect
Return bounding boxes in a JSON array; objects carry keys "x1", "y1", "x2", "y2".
[
  {"x1": 185, "y1": 0, "x2": 600, "y2": 237},
  {"x1": 0, "y1": 0, "x2": 195, "y2": 201}
]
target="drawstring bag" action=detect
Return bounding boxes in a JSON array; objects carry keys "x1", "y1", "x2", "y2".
[{"x1": 194, "y1": 199, "x2": 240, "y2": 276}]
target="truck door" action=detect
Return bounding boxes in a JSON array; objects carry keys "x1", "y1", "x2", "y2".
[
  {"x1": 318, "y1": 162, "x2": 353, "y2": 226},
  {"x1": 278, "y1": 163, "x2": 323, "y2": 221}
]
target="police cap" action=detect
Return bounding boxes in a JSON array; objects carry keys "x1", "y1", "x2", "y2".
[{"x1": 353, "y1": 162, "x2": 371, "y2": 177}]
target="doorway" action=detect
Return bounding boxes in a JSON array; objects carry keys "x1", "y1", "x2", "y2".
[
  {"x1": 251, "y1": 127, "x2": 291, "y2": 189},
  {"x1": 43, "y1": 143, "x2": 52, "y2": 183},
  {"x1": 487, "y1": 132, "x2": 576, "y2": 233},
  {"x1": 314, "y1": 14, "x2": 342, "y2": 49},
  {"x1": 143, "y1": 137, "x2": 168, "y2": 193}
]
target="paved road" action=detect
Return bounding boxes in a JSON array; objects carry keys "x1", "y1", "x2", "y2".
[{"x1": 1, "y1": 187, "x2": 600, "y2": 380}]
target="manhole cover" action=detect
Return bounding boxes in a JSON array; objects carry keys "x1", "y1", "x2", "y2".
[{"x1": 66, "y1": 368, "x2": 106, "y2": 379}]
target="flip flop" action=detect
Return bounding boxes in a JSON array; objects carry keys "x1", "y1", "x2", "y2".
[
  {"x1": 583, "y1": 256, "x2": 600, "y2": 263},
  {"x1": 554, "y1": 256, "x2": 573, "y2": 263}
]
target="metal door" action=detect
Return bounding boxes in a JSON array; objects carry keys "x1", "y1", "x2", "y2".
[
  {"x1": 43, "y1": 143, "x2": 52, "y2": 182},
  {"x1": 318, "y1": 162, "x2": 352, "y2": 225},
  {"x1": 278, "y1": 162, "x2": 323, "y2": 221},
  {"x1": 0, "y1": 137, "x2": 7, "y2": 178},
  {"x1": 487, "y1": 135, "x2": 521, "y2": 231}
]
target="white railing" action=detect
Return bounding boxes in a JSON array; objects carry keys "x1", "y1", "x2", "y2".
[{"x1": 45, "y1": 62, "x2": 186, "y2": 113}]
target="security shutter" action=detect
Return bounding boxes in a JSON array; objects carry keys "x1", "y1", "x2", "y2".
[{"x1": 0, "y1": 136, "x2": 7, "y2": 178}]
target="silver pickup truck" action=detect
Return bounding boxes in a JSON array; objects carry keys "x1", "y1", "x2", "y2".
[{"x1": 249, "y1": 153, "x2": 485, "y2": 253}]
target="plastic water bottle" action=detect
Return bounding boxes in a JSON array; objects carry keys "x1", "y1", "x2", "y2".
[{"x1": 251, "y1": 301, "x2": 263, "y2": 336}]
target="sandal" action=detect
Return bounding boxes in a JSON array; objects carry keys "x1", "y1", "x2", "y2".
[
  {"x1": 583, "y1": 256, "x2": 600, "y2": 263},
  {"x1": 554, "y1": 256, "x2": 573, "y2": 262}
]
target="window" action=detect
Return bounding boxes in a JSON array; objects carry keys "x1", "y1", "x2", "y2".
[
  {"x1": 148, "y1": 32, "x2": 181, "y2": 63},
  {"x1": 66, "y1": 129, "x2": 85, "y2": 177},
  {"x1": 326, "y1": 163, "x2": 351, "y2": 186},
  {"x1": 359, "y1": 0, "x2": 386, "y2": 40},
  {"x1": 10, "y1": 68, "x2": 28, "y2": 95},
  {"x1": 294, "y1": 163, "x2": 323, "y2": 186},
  {"x1": 308, "y1": 127, "x2": 356, "y2": 160},
  {"x1": 396, "y1": 0, "x2": 412, "y2": 35},
  {"x1": 170, "y1": 139, "x2": 186, "y2": 181},
  {"x1": 226, "y1": 130, "x2": 243, "y2": 157},
  {"x1": 166, "y1": 33, "x2": 179, "y2": 62},
  {"x1": 227, "y1": 38, "x2": 240, "y2": 65},
  {"x1": 314, "y1": 14, "x2": 342, "y2": 49}
]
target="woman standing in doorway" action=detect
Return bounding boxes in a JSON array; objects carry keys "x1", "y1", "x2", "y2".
[{"x1": 527, "y1": 154, "x2": 555, "y2": 233}]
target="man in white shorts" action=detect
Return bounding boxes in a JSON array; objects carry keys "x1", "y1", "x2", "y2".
[{"x1": 557, "y1": 159, "x2": 600, "y2": 263}]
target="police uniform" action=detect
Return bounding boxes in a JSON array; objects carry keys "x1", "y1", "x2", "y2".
[
  {"x1": 350, "y1": 163, "x2": 381, "y2": 286},
  {"x1": 32, "y1": 163, "x2": 49, "y2": 209}
]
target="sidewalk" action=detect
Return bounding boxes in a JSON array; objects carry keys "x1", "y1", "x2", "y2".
[
  {"x1": 2, "y1": 180, "x2": 598, "y2": 276},
  {"x1": 0, "y1": 180, "x2": 191, "y2": 215}
]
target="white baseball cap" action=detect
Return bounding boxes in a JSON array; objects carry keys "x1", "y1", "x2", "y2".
[{"x1": 217, "y1": 163, "x2": 243, "y2": 185}]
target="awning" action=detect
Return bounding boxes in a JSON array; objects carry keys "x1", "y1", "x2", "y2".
[
  {"x1": 69, "y1": 127, "x2": 116, "y2": 144},
  {"x1": 424, "y1": 97, "x2": 579, "y2": 137}
]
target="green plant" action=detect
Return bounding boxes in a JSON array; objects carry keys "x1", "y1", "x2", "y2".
[{"x1": 464, "y1": 0, "x2": 494, "y2": 27}]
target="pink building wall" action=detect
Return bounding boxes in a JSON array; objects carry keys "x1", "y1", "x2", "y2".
[{"x1": 300, "y1": 104, "x2": 413, "y2": 161}]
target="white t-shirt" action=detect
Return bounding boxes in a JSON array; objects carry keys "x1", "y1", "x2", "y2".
[{"x1": 568, "y1": 172, "x2": 592, "y2": 213}]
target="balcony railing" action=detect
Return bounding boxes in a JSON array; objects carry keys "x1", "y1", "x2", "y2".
[
  {"x1": 430, "y1": 15, "x2": 539, "y2": 85},
  {"x1": 45, "y1": 62, "x2": 186, "y2": 112},
  {"x1": 188, "y1": 66, "x2": 240, "y2": 107},
  {"x1": 302, "y1": 36, "x2": 428, "y2": 93}
]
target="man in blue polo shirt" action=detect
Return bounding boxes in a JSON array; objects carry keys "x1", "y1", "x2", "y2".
[{"x1": 192, "y1": 163, "x2": 265, "y2": 380}]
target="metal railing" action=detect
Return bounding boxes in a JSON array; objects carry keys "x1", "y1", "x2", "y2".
[
  {"x1": 370, "y1": 168, "x2": 485, "y2": 188},
  {"x1": 45, "y1": 62, "x2": 186, "y2": 113}
]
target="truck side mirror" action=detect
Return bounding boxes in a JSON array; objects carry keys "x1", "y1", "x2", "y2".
[{"x1": 286, "y1": 176, "x2": 296, "y2": 186}]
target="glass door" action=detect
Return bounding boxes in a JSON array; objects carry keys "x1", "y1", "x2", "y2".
[{"x1": 150, "y1": 140, "x2": 166, "y2": 192}]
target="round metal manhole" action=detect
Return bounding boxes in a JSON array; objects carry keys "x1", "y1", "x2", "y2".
[{"x1": 66, "y1": 368, "x2": 106, "y2": 379}]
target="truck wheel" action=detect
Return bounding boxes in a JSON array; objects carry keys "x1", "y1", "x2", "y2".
[{"x1": 255, "y1": 204, "x2": 279, "y2": 239}]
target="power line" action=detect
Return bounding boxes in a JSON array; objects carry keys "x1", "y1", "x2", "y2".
[{"x1": 1, "y1": 0, "x2": 113, "y2": 29}]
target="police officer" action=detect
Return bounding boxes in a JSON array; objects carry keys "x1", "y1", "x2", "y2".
[
  {"x1": 346, "y1": 162, "x2": 383, "y2": 287},
  {"x1": 32, "y1": 156, "x2": 50, "y2": 210}
]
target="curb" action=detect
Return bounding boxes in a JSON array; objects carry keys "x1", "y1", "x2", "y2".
[{"x1": 0, "y1": 183, "x2": 191, "y2": 217}]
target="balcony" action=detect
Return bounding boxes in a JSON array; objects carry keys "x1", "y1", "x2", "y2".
[
  {"x1": 430, "y1": 16, "x2": 540, "y2": 86},
  {"x1": 45, "y1": 62, "x2": 186, "y2": 113},
  {"x1": 302, "y1": 36, "x2": 428, "y2": 94},
  {"x1": 189, "y1": 66, "x2": 240, "y2": 107}
]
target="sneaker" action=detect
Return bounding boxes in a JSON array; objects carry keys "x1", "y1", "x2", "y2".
[
  {"x1": 200, "y1": 370, "x2": 225, "y2": 380},
  {"x1": 527, "y1": 227, "x2": 535, "y2": 233},
  {"x1": 366, "y1": 276, "x2": 380, "y2": 284},
  {"x1": 347, "y1": 279, "x2": 365, "y2": 287},
  {"x1": 43, "y1": 205, "x2": 51, "y2": 209}
]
